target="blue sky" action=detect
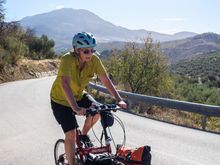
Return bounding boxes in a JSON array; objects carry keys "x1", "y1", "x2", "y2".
[{"x1": 4, "y1": 0, "x2": 220, "y2": 34}]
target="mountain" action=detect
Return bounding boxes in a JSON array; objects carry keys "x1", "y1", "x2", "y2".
[
  {"x1": 160, "y1": 33, "x2": 220, "y2": 63},
  {"x1": 20, "y1": 8, "x2": 197, "y2": 51},
  {"x1": 172, "y1": 31, "x2": 198, "y2": 40}
]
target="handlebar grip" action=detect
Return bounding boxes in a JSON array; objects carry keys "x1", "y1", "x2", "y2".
[
  {"x1": 85, "y1": 108, "x2": 98, "y2": 117},
  {"x1": 85, "y1": 104, "x2": 120, "y2": 117}
]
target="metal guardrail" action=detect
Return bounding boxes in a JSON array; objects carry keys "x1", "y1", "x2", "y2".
[{"x1": 89, "y1": 82, "x2": 220, "y2": 130}]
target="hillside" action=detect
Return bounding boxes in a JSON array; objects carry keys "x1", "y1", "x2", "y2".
[
  {"x1": 0, "y1": 59, "x2": 60, "y2": 84},
  {"x1": 161, "y1": 33, "x2": 220, "y2": 63},
  {"x1": 20, "y1": 8, "x2": 197, "y2": 52},
  {"x1": 170, "y1": 51, "x2": 220, "y2": 88}
]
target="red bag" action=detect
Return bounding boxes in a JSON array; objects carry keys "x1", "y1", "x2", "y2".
[{"x1": 116, "y1": 145, "x2": 151, "y2": 165}]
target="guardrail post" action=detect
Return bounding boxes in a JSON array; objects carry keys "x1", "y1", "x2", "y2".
[
  {"x1": 202, "y1": 115, "x2": 207, "y2": 130},
  {"x1": 127, "y1": 99, "x2": 133, "y2": 111}
]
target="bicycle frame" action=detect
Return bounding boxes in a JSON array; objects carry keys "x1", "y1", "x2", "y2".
[{"x1": 75, "y1": 124, "x2": 112, "y2": 162}]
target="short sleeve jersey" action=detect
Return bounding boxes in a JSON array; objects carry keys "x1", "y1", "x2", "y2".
[{"x1": 50, "y1": 52, "x2": 106, "y2": 107}]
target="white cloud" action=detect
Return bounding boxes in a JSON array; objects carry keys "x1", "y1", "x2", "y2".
[
  {"x1": 55, "y1": 5, "x2": 65, "y2": 9},
  {"x1": 48, "y1": 4, "x2": 65, "y2": 10}
]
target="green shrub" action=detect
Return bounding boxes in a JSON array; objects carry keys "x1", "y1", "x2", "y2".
[{"x1": 1, "y1": 36, "x2": 29, "y2": 64}]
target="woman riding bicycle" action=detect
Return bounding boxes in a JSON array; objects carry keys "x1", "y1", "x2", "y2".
[{"x1": 50, "y1": 32, "x2": 127, "y2": 165}]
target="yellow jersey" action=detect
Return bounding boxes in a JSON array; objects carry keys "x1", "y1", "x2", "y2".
[{"x1": 50, "y1": 52, "x2": 106, "y2": 106}]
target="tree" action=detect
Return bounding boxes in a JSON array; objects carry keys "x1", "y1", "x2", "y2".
[
  {"x1": 0, "y1": 0, "x2": 5, "y2": 22},
  {"x1": 0, "y1": 0, "x2": 56, "y2": 72},
  {"x1": 103, "y1": 49, "x2": 122, "y2": 83},
  {"x1": 27, "y1": 34, "x2": 55, "y2": 59},
  {"x1": 106, "y1": 36, "x2": 173, "y2": 97},
  {"x1": 0, "y1": 36, "x2": 29, "y2": 69},
  {"x1": 0, "y1": 0, "x2": 5, "y2": 38}
]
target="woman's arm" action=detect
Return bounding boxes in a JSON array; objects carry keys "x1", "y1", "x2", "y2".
[
  {"x1": 99, "y1": 74, "x2": 127, "y2": 109},
  {"x1": 61, "y1": 76, "x2": 85, "y2": 115}
]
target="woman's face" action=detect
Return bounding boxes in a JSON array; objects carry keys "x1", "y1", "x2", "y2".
[{"x1": 78, "y1": 47, "x2": 95, "y2": 63}]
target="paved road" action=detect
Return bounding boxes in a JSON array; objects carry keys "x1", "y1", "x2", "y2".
[{"x1": 0, "y1": 77, "x2": 220, "y2": 165}]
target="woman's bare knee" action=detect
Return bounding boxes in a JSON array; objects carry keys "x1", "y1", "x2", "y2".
[
  {"x1": 65, "y1": 129, "x2": 76, "y2": 142},
  {"x1": 92, "y1": 113, "x2": 100, "y2": 122}
]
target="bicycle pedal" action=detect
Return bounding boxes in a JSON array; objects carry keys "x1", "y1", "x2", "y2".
[
  {"x1": 79, "y1": 141, "x2": 84, "y2": 146},
  {"x1": 79, "y1": 135, "x2": 94, "y2": 148}
]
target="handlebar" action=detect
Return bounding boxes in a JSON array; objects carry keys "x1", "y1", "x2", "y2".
[{"x1": 85, "y1": 104, "x2": 120, "y2": 117}]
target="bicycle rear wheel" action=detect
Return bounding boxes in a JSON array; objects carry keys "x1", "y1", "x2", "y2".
[{"x1": 54, "y1": 139, "x2": 68, "y2": 165}]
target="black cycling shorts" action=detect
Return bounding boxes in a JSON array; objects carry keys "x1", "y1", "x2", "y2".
[{"x1": 51, "y1": 94, "x2": 95, "y2": 133}]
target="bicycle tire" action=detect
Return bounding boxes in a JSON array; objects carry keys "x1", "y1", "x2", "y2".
[
  {"x1": 54, "y1": 139, "x2": 82, "y2": 165},
  {"x1": 54, "y1": 139, "x2": 68, "y2": 165}
]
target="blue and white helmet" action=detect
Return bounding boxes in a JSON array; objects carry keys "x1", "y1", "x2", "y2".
[{"x1": 72, "y1": 32, "x2": 97, "y2": 49}]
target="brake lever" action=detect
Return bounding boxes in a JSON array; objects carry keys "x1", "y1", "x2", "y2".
[{"x1": 113, "y1": 105, "x2": 120, "y2": 112}]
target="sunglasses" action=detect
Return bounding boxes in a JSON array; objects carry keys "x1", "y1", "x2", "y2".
[{"x1": 82, "y1": 49, "x2": 96, "y2": 55}]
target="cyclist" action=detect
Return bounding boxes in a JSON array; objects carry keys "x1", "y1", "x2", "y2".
[{"x1": 50, "y1": 32, "x2": 127, "y2": 165}]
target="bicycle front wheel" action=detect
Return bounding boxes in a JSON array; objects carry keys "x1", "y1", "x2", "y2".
[
  {"x1": 54, "y1": 139, "x2": 83, "y2": 165},
  {"x1": 54, "y1": 139, "x2": 68, "y2": 165}
]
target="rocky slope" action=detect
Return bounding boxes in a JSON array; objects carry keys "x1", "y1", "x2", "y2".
[{"x1": 0, "y1": 59, "x2": 60, "y2": 84}]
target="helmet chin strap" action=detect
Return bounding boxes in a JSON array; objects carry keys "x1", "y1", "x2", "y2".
[{"x1": 94, "y1": 50, "x2": 100, "y2": 56}]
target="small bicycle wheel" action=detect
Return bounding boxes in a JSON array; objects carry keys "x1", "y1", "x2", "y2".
[
  {"x1": 54, "y1": 139, "x2": 68, "y2": 165},
  {"x1": 54, "y1": 139, "x2": 83, "y2": 165}
]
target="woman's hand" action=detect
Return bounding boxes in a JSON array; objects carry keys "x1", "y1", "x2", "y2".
[
  {"x1": 76, "y1": 107, "x2": 87, "y2": 116},
  {"x1": 118, "y1": 100, "x2": 127, "y2": 109}
]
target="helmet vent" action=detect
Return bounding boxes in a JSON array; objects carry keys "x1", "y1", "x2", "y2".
[
  {"x1": 92, "y1": 39, "x2": 95, "y2": 44},
  {"x1": 86, "y1": 34, "x2": 91, "y2": 39},
  {"x1": 77, "y1": 41, "x2": 83, "y2": 45},
  {"x1": 84, "y1": 40, "x2": 89, "y2": 45}
]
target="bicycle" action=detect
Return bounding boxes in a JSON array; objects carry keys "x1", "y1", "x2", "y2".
[{"x1": 54, "y1": 103, "x2": 126, "y2": 165}]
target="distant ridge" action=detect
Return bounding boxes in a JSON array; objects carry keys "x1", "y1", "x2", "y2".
[
  {"x1": 97, "y1": 33, "x2": 220, "y2": 64},
  {"x1": 20, "y1": 8, "x2": 197, "y2": 51},
  {"x1": 160, "y1": 33, "x2": 220, "y2": 63}
]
